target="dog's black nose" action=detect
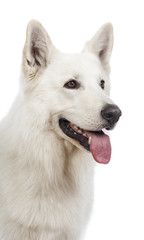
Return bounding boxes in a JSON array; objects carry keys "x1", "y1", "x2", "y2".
[{"x1": 101, "y1": 104, "x2": 122, "y2": 126}]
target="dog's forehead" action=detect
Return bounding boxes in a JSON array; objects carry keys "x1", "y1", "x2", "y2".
[{"x1": 52, "y1": 52, "x2": 102, "y2": 77}]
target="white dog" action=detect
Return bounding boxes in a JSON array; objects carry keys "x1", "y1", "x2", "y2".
[{"x1": 0, "y1": 20, "x2": 121, "y2": 240}]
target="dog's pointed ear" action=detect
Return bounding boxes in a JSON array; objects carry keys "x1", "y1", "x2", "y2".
[
  {"x1": 84, "y1": 23, "x2": 113, "y2": 66},
  {"x1": 22, "y1": 20, "x2": 56, "y2": 80}
]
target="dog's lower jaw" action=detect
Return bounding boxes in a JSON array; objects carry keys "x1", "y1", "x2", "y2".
[
  {"x1": 63, "y1": 138, "x2": 76, "y2": 153},
  {"x1": 0, "y1": 112, "x2": 94, "y2": 240}
]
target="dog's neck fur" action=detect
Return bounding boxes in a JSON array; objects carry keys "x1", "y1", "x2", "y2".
[{"x1": 1, "y1": 96, "x2": 85, "y2": 188}]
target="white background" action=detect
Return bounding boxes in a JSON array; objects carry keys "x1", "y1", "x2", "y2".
[{"x1": 0, "y1": 0, "x2": 144, "y2": 239}]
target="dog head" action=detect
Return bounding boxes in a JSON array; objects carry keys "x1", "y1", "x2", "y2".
[{"x1": 22, "y1": 20, "x2": 121, "y2": 164}]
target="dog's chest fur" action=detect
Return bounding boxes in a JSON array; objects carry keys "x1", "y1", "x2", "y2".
[{"x1": 0, "y1": 112, "x2": 94, "y2": 240}]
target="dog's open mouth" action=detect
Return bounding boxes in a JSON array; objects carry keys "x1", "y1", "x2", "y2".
[{"x1": 59, "y1": 118, "x2": 111, "y2": 164}]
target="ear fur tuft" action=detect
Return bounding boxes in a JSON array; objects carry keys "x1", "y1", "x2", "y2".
[
  {"x1": 22, "y1": 20, "x2": 55, "y2": 80},
  {"x1": 85, "y1": 23, "x2": 114, "y2": 66}
]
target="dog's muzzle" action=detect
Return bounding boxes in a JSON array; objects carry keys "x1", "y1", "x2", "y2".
[{"x1": 101, "y1": 104, "x2": 122, "y2": 129}]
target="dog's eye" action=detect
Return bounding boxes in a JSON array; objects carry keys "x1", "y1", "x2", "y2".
[
  {"x1": 100, "y1": 80, "x2": 105, "y2": 89},
  {"x1": 64, "y1": 80, "x2": 80, "y2": 89}
]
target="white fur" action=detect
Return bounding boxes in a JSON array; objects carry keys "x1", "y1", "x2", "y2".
[{"x1": 0, "y1": 20, "x2": 114, "y2": 240}]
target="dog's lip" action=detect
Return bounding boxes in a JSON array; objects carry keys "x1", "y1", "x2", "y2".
[{"x1": 59, "y1": 118, "x2": 104, "y2": 151}]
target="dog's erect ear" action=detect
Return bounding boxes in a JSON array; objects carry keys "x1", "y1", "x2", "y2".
[
  {"x1": 22, "y1": 20, "x2": 55, "y2": 80},
  {"x1": 84, "y1": 23, "x2": 113, "y2": 66}
]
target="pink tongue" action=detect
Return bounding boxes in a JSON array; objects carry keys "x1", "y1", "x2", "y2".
[{"x1": 87, "y1": 132, "x2": 111, "y2": 164}]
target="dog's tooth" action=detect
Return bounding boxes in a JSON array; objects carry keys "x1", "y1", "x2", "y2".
[
  {"x1": 83, "y1": 133, "x2": 87, "y2": 137},
  {"x1": 88, "y1": 136, "x2": 91, "y2": 145},
  {"x1": 74, "y1": 125, "x2": 78, "y2": 130},
  {"x1": 78, "y1": 129, "x2": 82, "y2": 134}
]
